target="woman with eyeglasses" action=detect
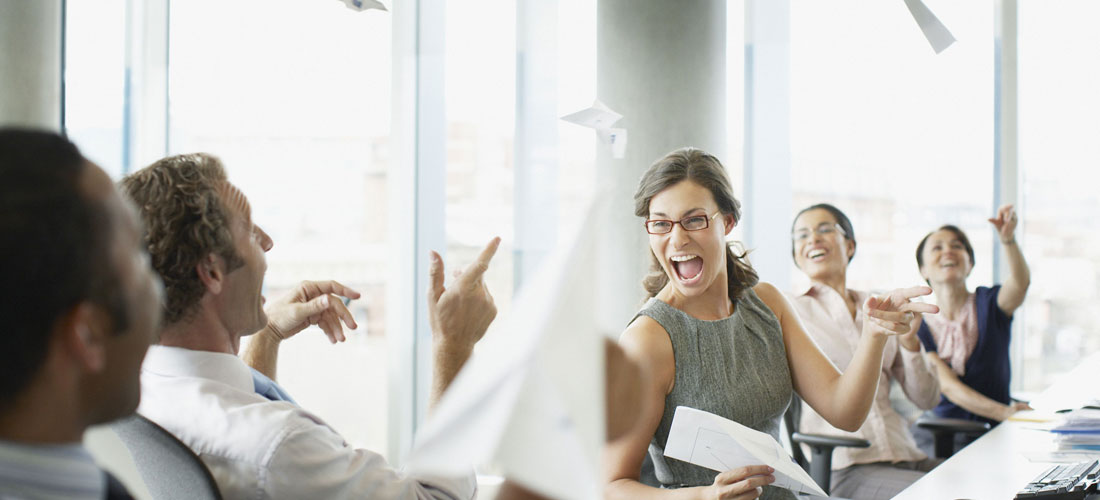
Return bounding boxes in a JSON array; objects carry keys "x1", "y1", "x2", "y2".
[
  {"x1": 787, "y1": 204, "x2": 942, "y2": 499},
  {"x1": 913, "y1": 207, "x2": 1032, "y2": 435},
  {"x1": 606, "y1": 148, "x2": 938, "y2": 500}
]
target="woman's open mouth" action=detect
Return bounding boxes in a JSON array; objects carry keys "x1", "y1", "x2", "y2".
[{"x1": 671, "y1": 254, "x2": 704, "y2": 284}]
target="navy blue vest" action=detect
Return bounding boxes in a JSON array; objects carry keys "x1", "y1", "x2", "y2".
[{"x1": 917, "y1": 285, "x2": 1012, "y2": 425}]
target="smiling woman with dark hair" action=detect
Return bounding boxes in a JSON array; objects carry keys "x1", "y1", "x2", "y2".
[
  {"x1": 914, "y1": 206, "x2": 1032, "y2": 433},
  {"x1": 787, "y1": 203, "x2": 941, "y2": 499}
]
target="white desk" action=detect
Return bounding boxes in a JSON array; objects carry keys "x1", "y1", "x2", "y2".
[{"x1": 895, "y1": 353, "x2": 1100, "y2": 500}]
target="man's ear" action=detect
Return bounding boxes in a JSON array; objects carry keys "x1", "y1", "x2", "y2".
[
  {"x1": 846, "y1": 240, "x2": 856, "y2": 260},
  {"x1": 58, "y1": 303, "x2": 108, "y2": 373},
  {"x1": 196, "y1": 253, "x2": 225, "y2": 295}
]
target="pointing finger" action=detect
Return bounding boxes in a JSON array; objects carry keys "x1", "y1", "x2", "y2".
[{"x1": 456, "y1": 237, "x2": 501, "y2": 288}]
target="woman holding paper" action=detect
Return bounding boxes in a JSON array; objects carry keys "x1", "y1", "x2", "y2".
[
  {"x1": 913, "y1": 210, "x2": 1031, "y2": 428},
  {"x1": 606, "y1": 148, "x2": 938, "y2": 500},
  {"x1": 787, "y1": 203, "x2": 941, "y2": 499}
]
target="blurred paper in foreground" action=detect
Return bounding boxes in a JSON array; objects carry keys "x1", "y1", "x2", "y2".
[{"x1": 407, "y1": 191, "x2": 620, "y2": 500}]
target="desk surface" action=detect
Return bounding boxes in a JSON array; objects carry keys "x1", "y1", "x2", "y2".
[{"x1": 895, "y1": 353, "x2": 1100, "y2": 500}]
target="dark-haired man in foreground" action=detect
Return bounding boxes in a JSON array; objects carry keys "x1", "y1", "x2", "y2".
[
  {"x1": 0, "y1": 128, "x2": 163, "y2": 500},
  {"x1": 122, "y1": 152, "x2": 498, "y2": 499}
]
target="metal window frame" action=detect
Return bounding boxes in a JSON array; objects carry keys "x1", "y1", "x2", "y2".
[{"x1": 388, "y1": 0, "x2": 445, "y2": 464}]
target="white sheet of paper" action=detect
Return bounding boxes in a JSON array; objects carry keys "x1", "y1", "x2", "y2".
[
  {"x1": 664, "y1": 406, "x2": 828, "y2": 498},
  {"x1": 406, "y1": 191, "x2": 619, "y2": 500},
  {"x1": 561, "y1": 99, "x2": 622, "y2": 131},
  {"x1": 903, "y1": 0, "x2": 955, "y2": 54},
  {"x1": 342, "y1": 0, "x2": 387, "y2": 12}
]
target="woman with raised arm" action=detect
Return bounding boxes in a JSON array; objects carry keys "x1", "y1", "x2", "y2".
[
  {"x1": 787, "y1": 203, "x2": 941, "y2": 499},
  {"x1": 606, "y1": 148, "x2": 938, "y2": 500},
  {"x1": 914, "y1": 206, "x2": 1032, "y2": 431}
]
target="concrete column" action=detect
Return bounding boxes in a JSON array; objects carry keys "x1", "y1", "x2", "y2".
[
  {"x1": 596, "y1": 0, "x2": 727, "y2": 326},
  {"x1": 0, "y1": 0, "x2": 63, "y2": 130}
]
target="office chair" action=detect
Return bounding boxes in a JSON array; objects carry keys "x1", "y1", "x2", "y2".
[
  {"x1": 111, "y1": 414, "x2": 223, "y2": 500},
  {"x1": 784, "y1": 395, "x2": 870, "y2": 494},
  {"x1": 914, "y1": 415, "x2": 991, "y2": 458}
]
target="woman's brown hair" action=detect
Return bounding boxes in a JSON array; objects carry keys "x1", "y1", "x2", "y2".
[{"x1": 633, "y1": 148, "x2": 758, "y2": 301}]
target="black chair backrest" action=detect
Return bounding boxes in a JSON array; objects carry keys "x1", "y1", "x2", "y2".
[
  {"x1": 783, "y1": 394, "x2": 810, "y2": 471},
  {"x1": 111, "y1": 414, "x2": 223, "y2": 500}
]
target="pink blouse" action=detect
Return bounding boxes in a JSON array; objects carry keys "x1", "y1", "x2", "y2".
[
  {"x1": 789, "y1": 283, "x2": 941, "y2": 469},
  {"x1": 921, "y1": 293, "x2": 979, "y2": 376}
]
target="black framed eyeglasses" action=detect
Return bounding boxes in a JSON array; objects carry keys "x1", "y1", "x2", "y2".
[
  {"x1": 644, "y1": 212, "x2": 721, "y2": 235},
  {"x1": 792, "y1": 223, "x2": 846, "y2": 242}
]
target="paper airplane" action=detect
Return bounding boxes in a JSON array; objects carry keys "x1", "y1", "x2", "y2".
[
  {"x1": 903, "y1": 0, "x2": 955, "y2": 54},
  {"x1": 664, "y1": 406, "x2": 828, "y2": 498},
  {"x1": 341, "y1": 0, "x2": 387, "y2": 12},
  {"x1": 406, "y1": 191, "x2": 620, "y2": 500},
  {"x1": 561, "y1": 100, "x2": 622, "y2": 131},
  {"x1": 562, "y1": 100, "x2": 628, "y2": 159}
]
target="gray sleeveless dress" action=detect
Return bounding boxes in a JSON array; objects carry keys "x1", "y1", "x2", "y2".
[{"x1": 635, "y1": 288, "x2": 795, "y2": 500}]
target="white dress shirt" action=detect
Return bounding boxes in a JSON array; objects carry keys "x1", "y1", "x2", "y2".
[
  {"x1": 789, "y1": 284, "x2": 941, "y2": 470},
  {"x1": 138, "y1": 345, "x2": 475, "y2": 500}
]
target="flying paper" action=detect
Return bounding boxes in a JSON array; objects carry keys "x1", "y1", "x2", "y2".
[
  {"x1": 561, "y1": 100, "x2": 622, "y2": 131},
  {"x1": 903, "y1": 0, "x2": 955, "y2": 54},
  {"x1": 341, "y1": 0, "x2": 387, "y2": 12},
  {"x1": 406, "y1": 191, "x2": 619, "y2": 500},
  {"x1": 562, "y1": 100, "x2": 628, "y2": 160}
]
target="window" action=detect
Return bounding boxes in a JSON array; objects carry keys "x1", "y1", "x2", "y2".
[
  {"x1": 443, "y1": 0, "x2": 598, "y2": 327},
  {"x1": 168, "y1": 0, "x2": 393, "y2": 454},
  {"x1": 444, "y1": 0, "x2": 517, "y2": 320},
  {"x1": 727, "y1": 0, "x2": 745, "y2": 243},
  {"x1": 788, "y1": 1, "x2": 994, "y2": 294},
  {"x1": 1017, "y1": 0, "x2": 1100, "y2": 391},
  {"x1": 64, "y1": 0, "x2": 127, "y2": 177}
]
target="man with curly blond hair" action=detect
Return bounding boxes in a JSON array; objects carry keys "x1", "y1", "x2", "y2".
[{"x1": 121, "y1": 152, "x2": 501, "y2": 500}]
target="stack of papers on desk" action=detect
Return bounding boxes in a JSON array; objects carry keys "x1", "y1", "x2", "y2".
[
  {"x1": 664, "y1": 406, "x2": 827, "y2": 498},
  {"x1": 1052, "y1": 408, "x2": 1100, "y2": 451}
]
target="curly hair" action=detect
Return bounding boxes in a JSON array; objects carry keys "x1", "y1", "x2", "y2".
[
  {"x1": 634, "y1": 148, "x2": 758, "y2": 302},
  {"x1": 120, "y1": 153, "x2": 243, "y2": 324}
]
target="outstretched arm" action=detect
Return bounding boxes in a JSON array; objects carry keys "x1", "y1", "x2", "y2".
[
  {"x1": 242, "y1": 280, "x2": 361, "y2": 379},
  {"x1": 989, "y1": 204, "x2": 1030, "y2": 314},
  {"x1": 426, "y1": 237, "x2": 501, "y2": 409},
  {"x1": 925, "y1": 353, "x2": 1031, "y2": 421},
  {"x1": 761, "y1": 283, "x2": 939, "y2": 431}
]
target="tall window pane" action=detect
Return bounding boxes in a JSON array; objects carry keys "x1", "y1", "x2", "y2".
[
  {"x1": 789, "y1": 1, "x2": 994, "y2": 293},
  {"x1": 169, "y1": 0, "x2": 392, "y2": 454},
  {"x1": 1018, "y1": 0, "x2": 1100, "y2": 391},
  {"x1": 444, "y1": 0, "x2": 517, "y2": 323},
  {"x1": 64, "y1": 0, "x2": 126, "y2": 177}
]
